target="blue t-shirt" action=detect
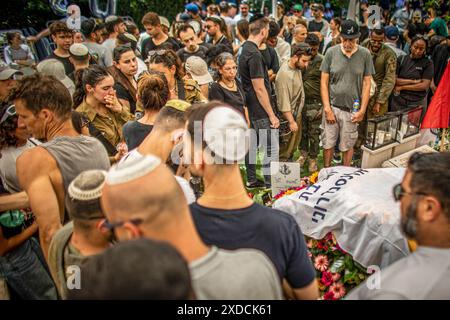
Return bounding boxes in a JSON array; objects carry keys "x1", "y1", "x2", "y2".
[{"x1": 190, "y1": 202, "x2": 316, "y2": 289}]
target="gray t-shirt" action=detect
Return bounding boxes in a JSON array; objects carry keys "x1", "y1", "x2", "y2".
[
  {"x1": 346, "y1": 246, "x2": 450, "y2": 300},
  {"x1": 190, "y1": 246, "x2": 282, "y2": 300},
  {"x1": 320, "y1": 45, "x2": 375, "y2": 108},
  {"x1": 83, "y1": 41, "x2": 112, "y2": 67}
]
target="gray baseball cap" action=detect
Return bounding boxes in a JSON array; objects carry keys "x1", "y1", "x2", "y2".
[{"x1": 0, "y1": 65, "x2": 23, "y2": 81}]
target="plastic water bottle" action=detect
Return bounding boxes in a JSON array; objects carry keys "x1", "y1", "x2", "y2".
[{"x1": 352, "y1": 99, "x2": 360, "y2": 114}]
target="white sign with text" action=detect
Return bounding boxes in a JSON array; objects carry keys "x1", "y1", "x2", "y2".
[{"x1": 270, "y1": 162, "x2": 301, "y2": 196}]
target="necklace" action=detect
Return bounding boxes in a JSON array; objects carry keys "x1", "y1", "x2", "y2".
[{"x1": 221, "y1": 79, "x2": 235, "y2": 90}]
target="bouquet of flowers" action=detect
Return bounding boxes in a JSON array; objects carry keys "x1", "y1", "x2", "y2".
[{"x1": 307, "y1": 233, "x2": 369, "y2": 300}]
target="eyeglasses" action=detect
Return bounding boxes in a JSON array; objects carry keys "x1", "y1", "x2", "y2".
[
  {"x1": 392, "y1": 183, "x2": 426, "y2": 202},
  {"x1": 102, "y1": 218, "x2": 143, "y2": 231},
  {"x1": 0, "y1": 104, "x2": 16, "y2": 124}
]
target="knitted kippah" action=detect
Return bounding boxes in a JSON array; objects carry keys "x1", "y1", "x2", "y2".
[
  {"x1": 106, "y1": 154, "x2": 162, "y2": 186},
  {"x1": 68, "y1": 170, "x2": 108, "y2": 201}
]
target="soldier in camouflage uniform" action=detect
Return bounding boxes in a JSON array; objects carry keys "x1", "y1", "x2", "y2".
[
  {"x1": 299, "y1": 34, "x2": 323, "y2": 173},
  {"x1": 355, "y1": 29, "x2": 397, "y2": 161}
]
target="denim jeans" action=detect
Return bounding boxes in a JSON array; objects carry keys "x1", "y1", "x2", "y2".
[
  {"x1": 0, "y1": 238, "x2": 58, "y2": 299},
  {"x1": 245, "y1": 117, "x2": 279, "y2": 187}
]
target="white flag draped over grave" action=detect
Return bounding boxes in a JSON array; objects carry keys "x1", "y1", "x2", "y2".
[{"x1": 273, "y1": 166, "x2": 410, "y2": 269}]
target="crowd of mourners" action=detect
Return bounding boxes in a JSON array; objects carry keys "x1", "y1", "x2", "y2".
[{"x1": 0, "y1": 0, "x2": 449, "y2": 300}]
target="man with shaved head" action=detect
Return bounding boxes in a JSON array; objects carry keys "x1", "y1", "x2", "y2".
[{"x1": 100, "y1": 155, "x2": 282, "y2": 300}]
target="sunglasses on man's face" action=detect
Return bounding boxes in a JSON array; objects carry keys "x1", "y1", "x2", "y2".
[
  {"x1": 102, "y1": 218, "x2": 143, "y2": 231},
  {"x1": 392, "y1": 183, "x2": 426, "y2": 202}
]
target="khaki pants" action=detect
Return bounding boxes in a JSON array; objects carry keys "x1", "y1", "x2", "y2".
[{"x1": 279, "y1": 113, "x2": 303, "y2": 161}]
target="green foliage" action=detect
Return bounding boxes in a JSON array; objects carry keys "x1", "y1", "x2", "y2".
[
  {"x1": 0, "y1": 0, "x2": 185, "y2": 31},
  {"x1": 117, "y1": 0, "x2": 185, "y2": 26}
]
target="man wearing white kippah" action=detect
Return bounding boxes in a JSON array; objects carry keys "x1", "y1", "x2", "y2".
[
  {"x1": 48, "y1": 170, "x2": 114, "y2": 299},
  {"x1": 186, "y1": 103, "x2": 319, "y2": 300},
  {"x1": 101, "y1": 153, "x2": 283, "y2": 299}
]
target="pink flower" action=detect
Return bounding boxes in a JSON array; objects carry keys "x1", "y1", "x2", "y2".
[
  {"x1": 323, "y1": 291, "x2": 336, "y2": 300},
  {"x1": 329, "y1": 282, "x2": 346, "y2": 299},
  {"x1": 321, "y1": 271, "x2": 333, "y2": 287},
  {"x1": 307, "y1": 250, "x2": 312, "y2": 258},
  {"x1": 314, "y1": 255, "x2": 329, "y2": 272},
  {"x1": 332, "y1": 273, "x2": 341, "y2": 282},
  {"x1": 307, "y1": 239, "x2": 314, "y2": 249}
]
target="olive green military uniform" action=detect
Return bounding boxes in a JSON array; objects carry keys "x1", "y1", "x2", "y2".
[
  {"x1": 300, "y1": 53, "x2": 323, "y2": 159},
  {"x1": 76, "y1": 99, "x2": 133, "y2": 154},
  {"x1": 356, "y1": 41, "x2": 397, "y2": 153}
]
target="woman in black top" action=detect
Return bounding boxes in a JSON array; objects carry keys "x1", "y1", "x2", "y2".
[
  {"x1": 109, "y1": 46, "x2": 138, "y2": 115},
  {"x1": 390, "y1": 36, "x2": 434, "y2": 112},
  {"x1": 208, "y1": 52, "x2": 248, "y2": 124},
  {"x1": 122, "y1": 70, "x2": 170, "y2": 150}
]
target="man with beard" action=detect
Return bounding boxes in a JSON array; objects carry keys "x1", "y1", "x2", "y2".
[
  {"x1": 355, "y1": 28, "x2": 397, "y2": 164},
  {"x1": 11, "y1": 74, "x2": 110, "y2": 261},
  {"x1": 239, "y1": 14, "x2": 279, "y2": 188},
  {"x1": 81, "y1": 18, "x2": 112, "y2": 67},
  {"x1": 347, "y1": 152, "x2": 450, "y2": 299},
  {"x1": 48, "y1": 170, "x2": 113, "y2": 299},
  {"x1": 176, "y1": 24, "x2": 209, "y2": 63},
  {"x1": 298, "y1": 33, "x2": 323, "y2": 173},
  {"x1": 275, "y1": 43, "x2": 311, "y2": 161}
]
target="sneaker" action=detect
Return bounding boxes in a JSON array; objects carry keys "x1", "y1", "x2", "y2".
[
  {"x1": 296, "y1": 151, "x2": 308, "y2": 167},
  {"x1": 308, "y1": 158, "x2": 318, "y2": 173},
  {"x1": 332, "y1": 152, "x2": 342, "y2": 164}
]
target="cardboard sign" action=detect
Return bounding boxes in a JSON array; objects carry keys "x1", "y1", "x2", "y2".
[{"x1": 270, "y1": 162, "x2": 301, "y2": 196}]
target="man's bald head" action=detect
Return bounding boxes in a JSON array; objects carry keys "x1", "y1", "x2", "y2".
[{"x1": 101, "y1": 156, "x2": 188, "y2": 229}]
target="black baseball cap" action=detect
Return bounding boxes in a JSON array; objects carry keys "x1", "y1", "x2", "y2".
[{"x1": 340, "y1": 19, "x2": 360, "y2": 39}]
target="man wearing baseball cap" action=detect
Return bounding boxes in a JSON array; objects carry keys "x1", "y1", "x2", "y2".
[
  {"x1": 102, "y1": 15, "x2": 127, "y2": 58},
  {"x1": 0, "y1": 65, "x2": 23, "y2": 105},
  {"x1": 384, "y1": 26, "x2": 406, "y2": 58},
  {"x1": 320, "y1": 19, "x2": 375, "y2": 168},
  {"x1": 81, "y1": 18, "x2": 112, "y2": 67},
  {"x1": 186, "y1": 103, "x2": 318, "y2": 300},
  {"x1": 308, "y1": 3, "x2": 329, "y2": 45},
  {"x1": 185, "y1": 3, "x2": 202, "y2": 24}
]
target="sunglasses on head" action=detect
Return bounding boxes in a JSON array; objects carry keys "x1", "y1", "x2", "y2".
[{"x1": 0, "y1": 104, "x2": 16, "y2": 124}]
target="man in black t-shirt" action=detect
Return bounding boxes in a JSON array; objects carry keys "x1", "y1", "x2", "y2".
[
  {"x1": 238, "y1": 14, "x2": 280, "y2": 188},
  {"x1": 205, "y1": 16, "x2": 233, "y2": 52},
  {"x1": 176, "y1": 24, "x2": 209, "y2": 63},
  {"x1": 141, "y1": 12, "x2": 181, "y2": 61},
  {"x1": 184, "y1": 103, "x2": 318, "y2": 300},
  {"x1": 47, "y1": 21, "x2": 75, "y2": 76},
  {"x1": 307, "y1": 3, "x2": 329, "y2": 45}
]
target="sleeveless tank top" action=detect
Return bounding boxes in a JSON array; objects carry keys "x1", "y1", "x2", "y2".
[{"x1": 41, "y1": 136, "x2": 110, "y2": 222}]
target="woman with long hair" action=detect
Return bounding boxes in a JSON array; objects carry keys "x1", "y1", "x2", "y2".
[
  {"x1": 122, "y1": 70, "x2": 170, "y2": 150},
  {"x1": 147, "y1": 49, "x2": 205, "y2": 103},
  {"x1": 74, "y1": 65, "x2": 132, "y2": 163},
  {"x1": 390, "y1": 36, "x2": 434, "y2": 112},
  {"x1": 109, "y1": 45, "x2": 138, "y2": 115},
  {"x1": 0, "y1": 105, "x2": 57, "y2": 299}
]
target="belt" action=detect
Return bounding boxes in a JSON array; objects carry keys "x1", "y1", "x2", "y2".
[
  {"x1": 305, "y1": 98, "x2": 322, "y2": 105},
  {"x1": 333, "y1": 105, "x2": 351, "y2": 113}
]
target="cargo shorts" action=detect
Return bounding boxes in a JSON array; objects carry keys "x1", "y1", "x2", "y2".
[{"x1": 321, "y1": 106, "x2": 359, "y2": 152}]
